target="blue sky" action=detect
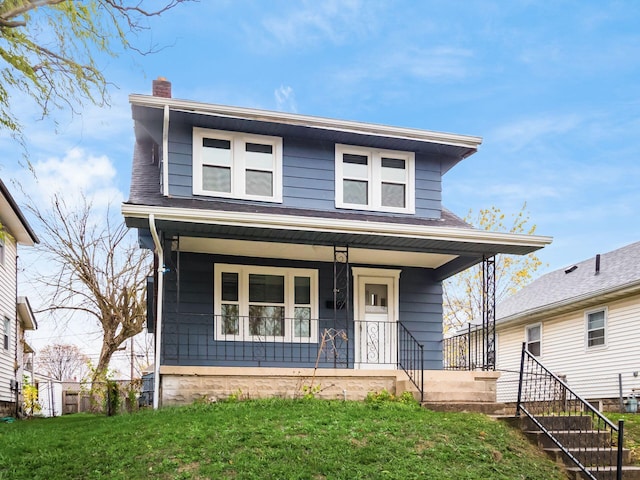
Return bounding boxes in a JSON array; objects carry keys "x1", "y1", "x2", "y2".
[{"x1": 2, "y1": 1, "x2": 639, "y2": 364}]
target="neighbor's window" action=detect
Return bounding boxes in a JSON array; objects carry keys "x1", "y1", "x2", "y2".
[
  {"x1": 525, "y1": 323, "x2": 541, "y2": 357},
  {"x1": 193, "y1": 128, "x2": 282, "y2": 202},
  {"x1": 3, "y1": 317, "x2": 10, "y2": 350},
  {"x1": 586, "y1": 308, "x2": 606, "y2": 348},
  {"x1": 214, "y1": 264, "x2": 317, "y2": 342},
  {"x1": 335, "y1": 144, "x2": 415, "y2": 213}
]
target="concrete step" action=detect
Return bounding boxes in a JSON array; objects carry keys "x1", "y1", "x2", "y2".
[
  {"x1": 520, "y1": 415, "x2": 593, "y2": 432},
  {"x1": 422, "y1": 390, "x2": 496, "y2": 403},
  {"x1": 566, "y1": 465, "x2": 640, "y2": 480},
  {"x1": 422, "y1": 401, "x2": 509, "y2": 415},
  {"x1": 544, "y1": 446, "x2": 630, "y2": 467},
  {"x1": 525, "y1": 430, "x2": 613, "y2": 449}
]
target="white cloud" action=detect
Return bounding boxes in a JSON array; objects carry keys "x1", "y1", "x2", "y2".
[
  {"x1": 274, "y1": 85, "x2": 297, "y2": 112},
  {"x1": 16, "y1": 147, "x2": 123, "y2": 212},
  {"x1": 257, "y1": 0, "x2": 376, "y2": 48},
  {"x1": 489, "y1": 114, "x2": 583, "y2": 151}
]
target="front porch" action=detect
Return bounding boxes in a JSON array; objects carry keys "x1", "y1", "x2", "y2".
[{"x1": 158, "y1": 366, "x2": 501, "y2": 407}]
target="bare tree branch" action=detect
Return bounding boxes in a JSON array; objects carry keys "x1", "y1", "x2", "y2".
[{"x1": 27, "y1": 193, "x2": 152, "y2": 382}]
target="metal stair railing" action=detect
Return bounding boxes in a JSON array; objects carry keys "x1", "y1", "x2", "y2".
[
  {"x1": 517, "y1": 343, "x2": 624, "y2": 480},
  {"x1": 397, "y1": 322, "x2": 424, "y2": 402}
]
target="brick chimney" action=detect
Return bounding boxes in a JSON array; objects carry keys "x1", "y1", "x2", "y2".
[{"x1": 152, "y1": 76, "x2": 172, "y2": 98}]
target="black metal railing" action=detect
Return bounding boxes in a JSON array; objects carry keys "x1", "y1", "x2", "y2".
[
  {"x1": 398, "y1": 322, "x2": 424, "y2": 402},
  {"x1": 517, "y1": 343, "x2": 624, "y2": 480},
  {"x1": 165, "y1": 315, "x2": 418, "y2": 368},
  {"x1": 443, "y1": 324, "x2": 488, "y2": 370}
]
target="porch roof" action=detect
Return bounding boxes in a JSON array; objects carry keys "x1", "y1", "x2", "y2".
[{"x1": 122, "y1": 201, "x2": 552, "y2": 280}]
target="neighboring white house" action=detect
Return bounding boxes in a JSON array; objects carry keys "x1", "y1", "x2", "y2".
[
  {"x1": 0, "y1": 180, "x2": 39, "y2": 416},
  {"x1": 495, "y1": 241, "x2": 640, "y2": 405},
  {"x1": 23, "y1": 371, "x2": 63, "y2": 417}
]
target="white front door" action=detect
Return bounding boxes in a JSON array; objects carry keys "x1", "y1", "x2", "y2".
[{"x1": 353, "y1": 268, "x2": 400, "y2": 369}]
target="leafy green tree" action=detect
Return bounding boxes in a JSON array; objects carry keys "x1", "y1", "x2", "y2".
[
  {"x1": 0, "y1": 0, "x2": 191, "y2": 137},
  {"x1": 443, "y1": 204, "x2": 544, "y2": 334}
]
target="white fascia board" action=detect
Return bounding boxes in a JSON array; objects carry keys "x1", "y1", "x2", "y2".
[
  {"x1": 122, "y1": 203, "x2": 552, "y2": 250},
  {"x1": 496, "y1": 280, "x2": 640, "y2": 328},
  {"x1": 17, "y1": 296, "x2": 37, "y2": 330},
  {"x1": 129, "y1": 94, "x2": 483, "y2": 150}
]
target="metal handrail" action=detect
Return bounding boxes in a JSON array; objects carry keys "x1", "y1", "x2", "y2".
[
  {"x1": 397, "y1": 322, "x2": 424, "y2": 402},
  {"x1": 517, "y1": 343, "x2": 623, "y2": 480}
]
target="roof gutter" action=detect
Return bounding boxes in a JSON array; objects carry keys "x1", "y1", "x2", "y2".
[
  {"x1": 129, "y1": 94, "x2": 483, "y2": 150},
  {"x1": 149, "y1": 214, "x2": 164, "y2": 410}
]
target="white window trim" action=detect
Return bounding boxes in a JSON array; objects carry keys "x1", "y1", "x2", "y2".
[
  {"x1": 213, "y1": 264, "x2": 318, "y2": 343},
  {"x1": 3, "y1": 316, "x2": 10, "y2": 351},
  {"x1": 335, "y1": 144, "x2": 415, "y2": 214},
  {"x1": 525, "y1": 322, "x2": 542, "y2": 357},
  {"x1": 193, "y1": 127, "x2": 283, "y2": 202},
  {"x1": 585, "y1": 307, "x2": 607, "y2": 350}
]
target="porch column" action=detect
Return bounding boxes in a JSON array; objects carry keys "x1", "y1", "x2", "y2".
[{"x1": 482, "y1": 255, "x2": 496, "y2": 370}]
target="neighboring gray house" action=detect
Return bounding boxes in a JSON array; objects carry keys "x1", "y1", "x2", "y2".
[
  {"x1": 0, "y1": 180, "x2": 39, "y2": 416},
  {"x1": 122, "y1": 78, "x2": 551, "y2": 408},
  {"x1": 496, "y1": 241, "x2": 640, "y2": 404}
]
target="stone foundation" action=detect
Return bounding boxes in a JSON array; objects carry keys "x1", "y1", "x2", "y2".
[
  {"x1": 0, "y1": 400, "x2": 16, "y2": 417},
  {"x1": 158, "y1": 366, "x2": 501, "y2": 407}
]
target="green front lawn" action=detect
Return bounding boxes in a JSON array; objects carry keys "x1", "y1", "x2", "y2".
[
  {"x1": 0, "y1": 399, "x2": 566, "y2": 480},
  {"x1": 607, "y1": 412, "x2": 640, "y2": 464}
]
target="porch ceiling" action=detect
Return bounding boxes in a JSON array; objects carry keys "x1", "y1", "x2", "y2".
[{"x1": 123, "y1": 203, "x2": 552, "y2": 280}]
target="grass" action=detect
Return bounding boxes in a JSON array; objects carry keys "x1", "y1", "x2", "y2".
[
  {"x1": 0, "y1": 398, "x2": 567, "y2": 480},
  {"x1": 607, "y1": 412, "x2": 640, "y2": 464}
]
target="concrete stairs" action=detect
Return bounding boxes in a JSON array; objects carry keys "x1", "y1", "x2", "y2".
[
  {"x1": 397, "y1": 369, "x2": 507, "y2": 413},
  {"x1": 509, "y1": 415, "x2": 640, "y2": 480}
]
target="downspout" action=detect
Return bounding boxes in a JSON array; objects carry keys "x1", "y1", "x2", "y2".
[
  {"x1": 162, "y1": 105, "x2": 170, "y2": 197},
  {"x1": 13, "y1": 251, "x2": 19, "y2": 417},
  {"x1": 149, "y1": 214, "x2": 164, "y2": 409}
]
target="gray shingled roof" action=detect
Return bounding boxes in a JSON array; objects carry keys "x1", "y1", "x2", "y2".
[{"x1": 496, "y1": 241, "x2": 640, "y2": 323}]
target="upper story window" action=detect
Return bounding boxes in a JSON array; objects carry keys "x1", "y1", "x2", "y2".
[
  {"x1": 3, "y1": 316, "x2": 10, "y2": 350},
  {"x1": 525, "y1": 323, "x2": 541, "y2": 357},
  {"x1": 586, "y1": 308, "x2": 606, "y2": 348},
  {"x1": 335, "y1": 144, "x2": 415, "y2": 214},
  {"x1": 0, "y1": 237, "x2": 4, "y2": 266},
  {"x1": 214, "y1": 264, "x2": 318, "y2": 343},
  {"x1": 193, "y1": 128, "x2": 283, "y2": 202}
]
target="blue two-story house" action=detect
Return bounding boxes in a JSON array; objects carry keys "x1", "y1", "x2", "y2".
[{"x1": 122, "y1": 78, "x2": 551, "y2": 408}]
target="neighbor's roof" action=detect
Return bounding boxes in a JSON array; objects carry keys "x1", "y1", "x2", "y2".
[
  {"x1": 0, "y1": 179, "x2": 38, "y2": 245},
  {"x1": 496, "y1": 241, "x2": 640, "y2": 325}
]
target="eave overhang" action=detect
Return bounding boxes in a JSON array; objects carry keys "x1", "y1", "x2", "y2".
[
  {"x1": 17, "y1": 296, "x2": 37, "y2": 330},
  {"x1": 0, "y1": 180, "x2": 39, "y2": 246},
  {"x1": 122, "y1": 203, "x2": 552, "y2": 281},
  {"x1": 130, "y1": 94, "x2": 482, "y2": 150},
  {"x1": 129, "y1": 95, "x2": 481, "y2": 173},
  {"x1": 496, "y1": 279, "x2": 640, "y2": 329}
]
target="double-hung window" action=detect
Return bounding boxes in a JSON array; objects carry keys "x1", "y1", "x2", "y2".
[
  {"x1": 525, "y1": 323, "x2": 541, "y2": 357},
  {"x1": 335, "y1": 144, "x2": 415, "y2": 213},
  {"x1": 3, "y1": 316, "x2": 10, "y2": 351},
  {"x1": 193, "y1": 128, "x2": 283, "y2": 202},
  {"x1": 586, "y1": 308, "x2": 606, "y2": 348},
  {"x1": 214, "y1": 264, "x2": 318, "y2": 343}
]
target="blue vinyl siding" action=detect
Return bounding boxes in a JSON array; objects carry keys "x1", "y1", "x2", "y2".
[
  {"x1": 399, "y1": 268, "x2": 443, "y2": 369},
  {"x1": 162, "y1": 122, "x2": 443, "y2": 220},
  {"x1": 160, "y1": 251, "x2": 443, "y2": 370}
]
